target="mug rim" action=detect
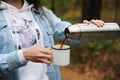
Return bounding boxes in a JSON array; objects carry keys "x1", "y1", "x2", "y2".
[{"x1": 52, "y1": 44, "x2": 70, "y2": 50}]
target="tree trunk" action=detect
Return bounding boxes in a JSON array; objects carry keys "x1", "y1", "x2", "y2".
[
  {"x1": 82, "y1": 0, "x2": 102, "y2": 21},
  {"x1": 51, "y1": 0, "x2": 55, "y2": 13},
  {"x1": 115, "y1": 0, "x2": 120, "y2": 25},
  {"x1": 75, "y1": 0, "x2": 81, "y2": 6}
]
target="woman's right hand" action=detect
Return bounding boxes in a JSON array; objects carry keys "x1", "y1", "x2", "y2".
[{"x1": 23, "y1": 45, "x2": 52, "y2": 64}]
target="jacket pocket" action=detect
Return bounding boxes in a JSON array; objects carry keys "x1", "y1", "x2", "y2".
[
  {"x1": 46, "y1": 26, "x2": 54, "y2": 35},
  {"x1": 44, "y1": 26, "x2": 54, "y2": 47},
  {"x1": 0, "y1": 22, "x2": 7, "y2": 31},
  {"x1": 0, "y1": 25, "x2": 13, "y2": 47}
]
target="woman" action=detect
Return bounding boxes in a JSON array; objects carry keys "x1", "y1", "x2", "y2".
[{"x1": 0, "y1": 0, "x2": 104, "y2": 80}]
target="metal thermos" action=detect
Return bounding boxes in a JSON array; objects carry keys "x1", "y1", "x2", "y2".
[{"x1": 65, "y1": 23, "x2": 120, "y2": 42}]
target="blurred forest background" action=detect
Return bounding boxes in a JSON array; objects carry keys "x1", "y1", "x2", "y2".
[{"x1": 42, "y1": 0, "x2": 120, "y2": 80}]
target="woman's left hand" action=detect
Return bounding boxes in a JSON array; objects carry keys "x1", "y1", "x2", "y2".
[{"x1": 83, "y1": 19, "x2": 104, "y2": 27}]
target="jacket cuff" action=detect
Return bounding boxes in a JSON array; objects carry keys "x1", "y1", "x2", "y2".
[
  {"x1": 7, "y1": 51, "x2": 27, "y2": 70},
  {"x1": 18, "y1": 49, "x2": 27, "y2": 63}
]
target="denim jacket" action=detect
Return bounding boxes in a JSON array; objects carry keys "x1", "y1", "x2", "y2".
[{"x1": 0, "y1": 7, "x2": 72, "y2": 80}]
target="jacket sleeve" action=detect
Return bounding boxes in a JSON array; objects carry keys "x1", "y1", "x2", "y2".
[
  {"x1": 43, "y1": 7, "x2": 82, "y2": 44},
  {"x1": 0, "y1": 50, "x2": 27, "y2": 76},
  {"x1": 43, "y1": 7, "x2": 71, "y2": 40}
]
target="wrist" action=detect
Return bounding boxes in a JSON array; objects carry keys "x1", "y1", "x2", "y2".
[{"x1": 23, "y1": 48, "x2": 30, "y2": 61}]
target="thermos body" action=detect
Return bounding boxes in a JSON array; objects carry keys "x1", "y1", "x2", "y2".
[{"x1": 65, "y1": 23, "x2": 120, "y2": 42}]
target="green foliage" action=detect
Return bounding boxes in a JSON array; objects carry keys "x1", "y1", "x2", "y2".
[
  {"x1": 41, "y1": 0, "x2": 51, "y2": 9},
  {"x1": 110, "y1": 39, "x2": 120, "y2": 52},
  {"x1": 70, "y1": 40, "x2": 120, "y2": 63},
  {"x1": 113, "y1": 63, "x2": 120, "y2": 79},
  {"x1": 42, "y1": 0, "x2": 82, "y2": 17},
  {"x1": 42, "y1": 0, "x2": 73, "y2": 13}
]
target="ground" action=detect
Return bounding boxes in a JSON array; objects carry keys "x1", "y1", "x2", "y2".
[
  {"x1": 60, "y1": 67, "x2": 84, "y2": 80},
  {"x1": 60, "y1": 67, "x2": 104, "y2": 80}
]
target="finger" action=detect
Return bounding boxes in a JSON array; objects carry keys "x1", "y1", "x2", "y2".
[
  {"x1": 83, "y1": 20, "x2": 90, "y2": 24},
  {"x1": 42, "y1": 59, "x2": 52, "y2": 64},
  {"x1": 42, "y1": 48, "x2": 52, "y2": 55},
  {"x1": 47, "y1": 55, "x2": 53, "y2": 62},
  {"x1": 38, "y1": 53, "x2": 52, "y2": 60},
  {"x1": 37, "y1": 46, "x2": 51, "y2": 55},
  {"x1": 98, "y1": 20, "x2": 105, "y2": 26},
  {"x1": 38, "y1": 58, "x2": 52, "y2": 64},
  {"x1": 96, "y1": 20, "x2": 104, "y2": 27},
  {"x1": 99, "y1": 20, "x2": 104, "y2": 24},
  {"x1": 90, "y1": 19, "x2": 101, "y2": 27}
]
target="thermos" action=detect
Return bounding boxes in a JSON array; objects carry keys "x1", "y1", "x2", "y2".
[{"x1": 65, "y1": 23, "x2": 120, "y2": 42}]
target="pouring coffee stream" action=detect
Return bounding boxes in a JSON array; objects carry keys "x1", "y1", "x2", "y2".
[
  {"x1": 64, "y1": 23, "x2": 120, "y2": 43},
  {"x1": 60, "y1": 37, "x2": 67, "y2": 49}
]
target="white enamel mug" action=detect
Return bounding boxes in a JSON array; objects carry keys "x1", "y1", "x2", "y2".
[{"x1": 52, "y1": 44, "x2": 70, "y2": 66}]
